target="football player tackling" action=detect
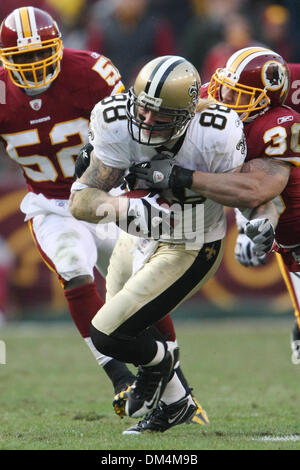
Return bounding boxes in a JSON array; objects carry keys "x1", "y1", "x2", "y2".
[
  {"x1": 0, "y1": 6, "x2": 208, "y2": 426},
  {"x1": 69, "y1": 54, "x2": 263, "y2": 434},
  {"x1": 131, "y1": 47, "x2": 300, "y2": 365}
]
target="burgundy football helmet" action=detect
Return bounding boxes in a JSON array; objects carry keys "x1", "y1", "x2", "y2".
[
  {"x1": 208, "y1": 47, "x2": 290, "y2": 120},
  {"x1": 0, "y1": 6, "x2": 63, "y2": 89}
]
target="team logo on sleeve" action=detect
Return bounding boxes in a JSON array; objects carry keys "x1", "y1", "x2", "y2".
[
  {"x1": 236, "y1": 135, "x2": 246, "y2": 155},
  {"x1": 262, "y1": 61, "x2": 286, "y2": 91}
]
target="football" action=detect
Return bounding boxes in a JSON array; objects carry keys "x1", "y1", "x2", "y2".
[{"x1": 123, "y1": 189, "x2": 171, "y2": 207}]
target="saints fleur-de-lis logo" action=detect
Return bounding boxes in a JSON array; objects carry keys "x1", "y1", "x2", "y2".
[{"x1": 188, "y1": 80, "x2": 200, "y2": 106}]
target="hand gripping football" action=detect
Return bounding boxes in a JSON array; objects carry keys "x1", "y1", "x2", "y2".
[{"x1": 122, "y1": 189, "x2": 174, "y2": 239}]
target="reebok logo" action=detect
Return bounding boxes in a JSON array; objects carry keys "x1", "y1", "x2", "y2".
[
  {"x1": 153, "y1": 171, "x2": 165, "y2": 183},
  {"x1": 277, "y1": 115, "x2": 293, "y2": 124}
]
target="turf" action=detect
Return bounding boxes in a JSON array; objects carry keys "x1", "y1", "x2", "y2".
[{"x1": 0, "y1": 318, "x2": 300, "y2": 451}]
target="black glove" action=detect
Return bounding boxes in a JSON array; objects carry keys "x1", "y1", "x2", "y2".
[
  {"x1": 74, "y1": 143, "x2": 93, "y2": 179},
  {"x1": 129, "y1": 155, "x2": 194, "y2": 189}
]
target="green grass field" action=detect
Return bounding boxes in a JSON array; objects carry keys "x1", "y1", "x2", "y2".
[{"x1": 0, "y1": 318, "x2": 300, "y2": 451}]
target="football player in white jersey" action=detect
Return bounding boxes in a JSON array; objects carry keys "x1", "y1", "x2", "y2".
[{"x1": 69, "y1": 55, "x2": 248, "y2": 434}]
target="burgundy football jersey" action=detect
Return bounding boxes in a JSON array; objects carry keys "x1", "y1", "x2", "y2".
[
  {"x1": 201, "y1": 68, "x2": 300, "y2": 246},
  {"x1": 0, "y1": 48, "x2": 124, "y2": 199},
  {"x1": 286, "y1": 63, "x2": 300, "y2": 114},
  {"x1": 244, "y1": 105, "x2": 300, "y2": 246}
]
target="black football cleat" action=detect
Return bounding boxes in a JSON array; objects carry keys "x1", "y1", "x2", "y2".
[
  {"x1": 125, "y1": 350, "x2": 174, "y2": 418},
  {"x1": 122, "y1": 393, "x2": 197, "y2": 434}
]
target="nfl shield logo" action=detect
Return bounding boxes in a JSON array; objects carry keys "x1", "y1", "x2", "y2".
[{"x1": 29, "y1": 99, "x2": 42, "y2": 111}]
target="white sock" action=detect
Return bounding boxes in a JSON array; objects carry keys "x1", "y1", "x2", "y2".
[
  {"x1": 160, "y1": 372, "x2": 186, "y2": 405},
  {"x1": 142, "y1": 341, "x2": 165, "y2": 367},
  {"x1": 166, "y1": 340, "x2": 179, "y2": 367},
  {"x1": 84, "y1": 336, "x2": 112, "y2": 367}
]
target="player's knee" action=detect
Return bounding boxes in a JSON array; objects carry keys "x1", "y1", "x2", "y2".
[
  {"x1": 90, "y1": 323, "x2": 117, "y2": 357},
  {"x1": 54, "y1": 243, "x2": 95, "y2": 281},
  {"x1": 64, "y1": 275, "x2": 93, "y2": 289},
  {"x1": 90, "y1": 324, "x2": 131, "y2": 360}
]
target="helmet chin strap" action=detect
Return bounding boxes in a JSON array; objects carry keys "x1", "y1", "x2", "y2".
[
  {"x1": 12, "y1": 68, "x2": 53, "y2": 95},
  {"x1": 12, "y1": 63, "x2": 58, "y2": 95},
  {"x1": 243, "y1": 105, "x2": 271, "y2": 123},
  {"x1": 24, "y1": 82, "x2": 51, "y2": 96},
  {"x1": 140, "y1": 129, "x2": 165, "y2": 145}
]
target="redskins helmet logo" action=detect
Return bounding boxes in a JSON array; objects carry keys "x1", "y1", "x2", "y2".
[{"x1": 262, "y1": 61, "x2": 286, "y2": 91}]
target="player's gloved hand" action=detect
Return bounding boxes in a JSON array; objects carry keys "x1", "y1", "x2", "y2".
[
  {"x1": 126, "y1": 191, "x2": 174, "y2": 239},
  {"x1": 234, "y1": 233, "x2": 267, "y2": 267},
  {"x1": 129, "y1": 155, "x2": 194, "y2": 189},
  {"x1": 244, "y1": 218, "x2": 274, "y2": 257},
  {"x1": 74, "y1": 143, "x2": 93, "y2": 178}
]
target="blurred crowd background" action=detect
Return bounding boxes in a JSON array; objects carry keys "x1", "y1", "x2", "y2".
[
  {"x1": 0, "y1": 0, "x2": 298, "y2": 322},
  {"x1": 1, "y1": 0, "x2": 300, "y2": 181}
]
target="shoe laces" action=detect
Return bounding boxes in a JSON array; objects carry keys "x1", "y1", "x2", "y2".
[
  {"x1": 142, "y1": 400, "x2": 185, "y2": 426},
  {"x1": 137, "y1": 405, "x2": 164, "y2": 429}
]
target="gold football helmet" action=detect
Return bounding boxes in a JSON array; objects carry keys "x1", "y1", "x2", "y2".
[{"x1": 127, "y1": 55, "x2": 201, "y2": 145}]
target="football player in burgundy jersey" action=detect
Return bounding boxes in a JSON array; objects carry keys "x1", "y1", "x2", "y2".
[
  {"x1": 286, "y1": 63, "x2": 300, "y2": 114},
  {"x1": 208, "y1": 52, "x2": 300, "y2": 365},
  {"x1": 131, "y1": 47, "x2": 300, "y2": 365},
  {"x1": 0, "y1": 6, "x2": 138, "y2": 394}
]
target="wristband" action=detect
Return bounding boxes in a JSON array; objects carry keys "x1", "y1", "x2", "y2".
[{"x1": 169, "y1": 166, "x2": 194, "y2": 189}]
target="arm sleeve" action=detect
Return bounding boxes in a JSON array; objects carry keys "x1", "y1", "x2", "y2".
[
  {"x1": 88, "y1": 102, "x2": 131, "y2": 169},
  {"x1": 207, "y1": 113, "x2": 247, "y2": 173}
]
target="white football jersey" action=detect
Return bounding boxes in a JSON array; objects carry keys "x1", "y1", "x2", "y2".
[{"x1": 90, "y1": 94, "x2": 246, "y2": 245}]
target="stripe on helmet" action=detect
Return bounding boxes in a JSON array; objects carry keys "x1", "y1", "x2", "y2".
[
  {"x1": 27, "y1": 6, "x2": 38, "y2": 37},
  {"x1": 14, "y1": 9, "x2": 24, "y2": 40},
  {"x1": 227, "y1": 47, "x2": 280, "y2": 76},
  {"x1": 145, "y1": 56, "x2": 185, "y2": 98},
  {"x1": 19, "y1": 7, "x2": 32, "y2": 38},
  {"x1": 144, "y1": 57, "x2": 168, "y2": 93}
]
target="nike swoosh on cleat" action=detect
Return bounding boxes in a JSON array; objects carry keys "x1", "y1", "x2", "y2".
[
  {"x1": 167, "y1": 403, "x2": 189, "y2": 425},
  {"x1": 127, "y1": 380, "x2": 163, "y2": 417},
  {"x1": 144, "y1": 380, "x2": 163, "y2": 410}
]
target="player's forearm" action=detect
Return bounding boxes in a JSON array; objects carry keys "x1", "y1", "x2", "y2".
[
  {"x1": 69, "y1": 188, "x2": 128, "y2": 224},
  {"x1": 191, "y1": 171, "x2": 264, "y2": 208},
  {"x1": 191, "y1": 158, "x2": 291, "y2": 208}
]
